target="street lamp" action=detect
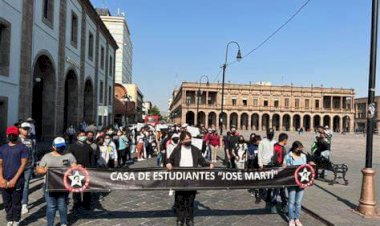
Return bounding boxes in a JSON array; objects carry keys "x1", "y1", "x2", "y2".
[
  {"x1": 196, "y1": 75, "x2": 210, "y2": 127},
  {"x1": 220, "y1": 41, "x2": 242, "y2": 135},
  {"x1": 358, "y1": 0, "x2": 379, "y2": 217}
]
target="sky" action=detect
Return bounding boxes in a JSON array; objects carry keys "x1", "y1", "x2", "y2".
[{"x1": 91, "y1": 0, "x2": 376, "y2": 112}]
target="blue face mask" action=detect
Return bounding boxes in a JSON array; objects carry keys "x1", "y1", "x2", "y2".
[{"x1": 78, "y1": 136, "x2": 87, "y2": 142}]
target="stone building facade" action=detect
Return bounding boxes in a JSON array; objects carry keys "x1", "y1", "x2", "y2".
[
  {"x1": 170, "y1": 82, "x2": 356, "y2": 133},
  {"x1": 0, "y1": 0, "x2": 118, "y2": 141},
  {"x1": 354, "y1": 96, "x2": 380, "y2": 132}
]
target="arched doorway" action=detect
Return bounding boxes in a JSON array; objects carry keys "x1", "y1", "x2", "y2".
[
  {"x1": 272, "y1": 114, "x2": 280, "y2": 131},
  {"x1": 83, "y1": 79, "x2": 94, "y2": 123},
  {"x1": 333, "y1": 116, "x2": 340, "y2": 132},
  {"x1": 323, "y1": 115, "x2": 331, "y2": 129},
  {"x1": 343, "y1": 116, "x2": 351, "y2": 132},
  {"x1": 313, "y1": 115, "x2": 321, "y2": 130},
  {"x1": 32, "y1": 55, "x2": 56, "y2": 140},
  {"x1": 64, "y1": 70, "x2": 79, "y2": 130},
  {"x1": 303, "y1": 115, "x2": 311, "y2": 131},
  {"x1": 240, "y1": 113, "x2": 249, "y2": 130},
  {"x1": 208, "y1": 112, "x2": 217, "y2": 129},
  {"x1": 283, "y1": 114, "x2": 291, "y2": 131},
  {"x1": 197, "y1": 111, "x2": 206, "y2": 127},
  {"x1": 251, "y1": 113, "x2": 259, "y2": 131},
  {"x1": 186, "y1": 111, "x2": 195, "y2": 126},
  {"x1": 262, "y1": 114, "x2": 270, "y2": 130},
  {"x1": 219, "y1": 112, "x2": 227, "y2": 130},
  {"x1": 230, "y1": 113, "x2": 238, "y2": 130},
  {"x1": 293, "y1": 115, "x2": 301, "y2": 131}
]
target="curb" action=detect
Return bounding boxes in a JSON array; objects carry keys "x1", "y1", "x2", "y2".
[{"x1": 302, "y1": 205, "x2": 335, "y2": 226}]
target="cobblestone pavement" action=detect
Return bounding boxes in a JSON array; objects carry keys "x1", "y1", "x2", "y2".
[
  {"x1": 4, "y1": 131, "x2": 378, "y2": 225},
  {"x1": 239, "y1": 131, "x2": 380, "y2": 226}
]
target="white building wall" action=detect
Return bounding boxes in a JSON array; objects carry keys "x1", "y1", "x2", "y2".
[{"x1": 0, "y1": 0, "x2": 23, "y2": 125}]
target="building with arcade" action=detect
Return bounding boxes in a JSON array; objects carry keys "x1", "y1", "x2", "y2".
[{"x1": 170, "y1": 82, "x2": 355, "y2": 133}]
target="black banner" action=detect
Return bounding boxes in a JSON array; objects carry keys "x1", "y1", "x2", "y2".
[{"x1": 46, "y1": 165, "x2": 315, "y2": 192}]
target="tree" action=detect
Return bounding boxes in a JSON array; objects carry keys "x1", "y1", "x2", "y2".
[{"x1": 150, "y1": 105, "x2": 161, "y2": 117}]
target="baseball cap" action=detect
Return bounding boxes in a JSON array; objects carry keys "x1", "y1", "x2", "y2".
[
  {"x1": 53, "y1": 137, "x2": 66, "y2": 148},
  {"x1": 20, "y1": 122, "x2": 31, "y2": 129},
  {"x1": 26, "y1": 117, "x2": 34, "y2": 122},
  {"x1": 324, "y1": 126, "x2": 329, "y2": 129},
  {"x1": 6, "y1": 126, "x2": 19, "y2": 136}
]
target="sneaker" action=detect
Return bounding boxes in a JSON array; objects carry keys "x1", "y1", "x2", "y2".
[
  {"x1": 295, "y1": 219, "x2": 303, "y2": 226},
  {"x1": 21, "y1": 204, "x2": 28, "y2": 215},
  {"x1": 289, "y1": 220, "x2": 296, "y2": 226},
  {"x1": 7, "y1": 222, "x2": 13, "y2": 226},
  {"x1": 12, "y1": 222, "x2": 19, "y2": 226}
]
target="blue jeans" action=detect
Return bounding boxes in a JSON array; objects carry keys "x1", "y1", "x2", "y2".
[
  {"x1": 22, "y1": 167, "x2": 32, "y2": 205},
  {"x1": 288, "y1": 186, "x2": 304, "y2": 220},
  {"x1": 45, "y1": 191, "x2": 68, "y2": 226}
]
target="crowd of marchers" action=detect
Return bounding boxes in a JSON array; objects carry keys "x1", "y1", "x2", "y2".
[{"x1": 0, "y1": 118, "x2": 333, "y2": 226}]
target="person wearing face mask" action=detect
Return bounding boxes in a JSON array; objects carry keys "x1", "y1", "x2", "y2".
[
  {"x1": 86, "y1": 131, "x2": 100, "y2": 168},
  {"x1": 69, "y1": 131, "x2": 93, "y2": 212},
  {"x1": 166, "y1": 133, "x2": 179, "y2": 162},
  {"x1": 204, "y1": 129, "x2": 220, "y2": 163},
  {"x1": 18, "y1": 122, "x2": 35, "y2": 215},
  {"x1": 36, "y1": 137, "x2": 77, "y2": 226},
  {"x1": 103, "y1": 134, "x2": 118, "y2": 168},
  {"x1": 0, "y1": 126, "x2": 29, "y2": 226},
  {"x1": 235, "y1": 135, "x2": 248, "y2": 169},
  {"x1": 166, "y1": 131, "x2": 214, "y2": 226},
  {"x1": 283, "y1": 141, "x2": 308, "y2": 226}
]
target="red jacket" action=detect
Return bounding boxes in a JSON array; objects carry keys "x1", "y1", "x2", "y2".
[
  {"x1": 204, "y1": 133, "x2": 220, "y2": 147},
  {"x1": 273, "y1": 143, "x2": 286, "y2": 166}
]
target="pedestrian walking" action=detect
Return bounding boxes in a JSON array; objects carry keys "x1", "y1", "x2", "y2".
[
  {"x1": 0, "y1": 126, "x2": 29, "y2": 226},
  {"x1": 69, "y1": 131, "x2": 93, "y2": 211},
  {"x1": 204, "y1": 129, "x2": 220, "y2": 163},
  {"x1": 36, "y1": 137, "x2": 77, "y2": 226},
  {"x1": 283, "y1": 141, "x2": 308, "y2": 226},
  {"x1": 235, "y1": 135, "x2": 247, "y2": 169},
  {"x1": 166, "y1": 131, "x2": 214, "y2": 226},
  {"x1": 18, "y1": 122, "x2": 35, "y2": 215},
  {"x1": 258, "y1": 128, "x2": 277, "y2": 213},
  {"x1": 272, "y1": 133, "x2": 289, "y2": 213}
]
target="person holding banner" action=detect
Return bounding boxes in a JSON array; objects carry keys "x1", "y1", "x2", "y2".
[
  {"x1": 166, "y1": 131, "x2": 214, "y2": 226},
  {"x1": 283, "y1": 141, "x2": 307, "y2": 226},
  {"x1": 36, "y1": 137, "x2": 77, "y2": 226}
]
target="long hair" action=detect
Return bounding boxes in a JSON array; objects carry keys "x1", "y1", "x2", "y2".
[{"x1": 289, "y1": 141, "x2": 304, "y2": 153}]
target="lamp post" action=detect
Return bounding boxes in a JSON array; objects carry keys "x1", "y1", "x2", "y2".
[
  {"x1": 196, "y1": 75, "x2": 210, "y2": 127},
  {"x1": 357, "y1": 0, "x2": 379, "y2": 217},
  {"x1": 186, "y1": 96, "x2": 191, "y2": 125},
  {"x1": 219, "y1": 41, "x2": 242, "y2": 135}
]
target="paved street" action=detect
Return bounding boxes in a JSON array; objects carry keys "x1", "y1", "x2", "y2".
[{"x1": 1, "y1": 131, "x2": 380, "y2": 225}]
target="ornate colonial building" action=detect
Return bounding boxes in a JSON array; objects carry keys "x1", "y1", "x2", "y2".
[
  {"x1": 170, "y1": 82, "x2": 355, "y2": 132},
  {"x1": 0, "y1": 0, "x2": 118, "y2": 141}
]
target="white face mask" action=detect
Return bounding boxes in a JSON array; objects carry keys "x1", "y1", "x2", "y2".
[{"x1": 104, "y1": 139, "x2": 111, "y2": 144}]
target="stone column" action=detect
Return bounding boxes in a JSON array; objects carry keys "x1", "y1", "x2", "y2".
[
  {"x1": 206, "y1": 92, "x2": 209, "y2": 106},
  {"x1": 279, "y1": 115, "x2": 282, "y2": 131},
  {"x1": 205, "y1": 112, "x2": 209, "y2": 129},
  {"x1": 340, "y1": 116, "x2": 344, "y2": 133},
  {"x1": 350, "y1": 116, "x2": 355, "y2": 133},
  {"x1": 248, "y1": 115, "x2": 252, "y2": 130},
  {"x1": 181, "y1": 110, "x2": 187, "y2": 125},
  {"x1": 258, "y1": 114, "x2": 262, "y2": 131},
  {"x1": 289, "y1": 115, "x2": 293, "y2": 131},
  {"x1": 311, "y1": 115, "x2": 315, "y2": 130},
  {"x1": 340, "y1": 97, "x2": 343, "y2": 112},
  {"x1": 300, "y1": 116, "x2": 304, "y2": 130},
  {"x1": 18, "y1": 0, "x2": 34, "y2": 120},
  {"x1": 268, "y1": 114, "x2": 272, "y2": 130},
  {"x1": 330, "y1": 96, "x2": 333, "y2": 109},
  {"x1": 226, "y1": 113, "x2": 230, "y2": 131}
]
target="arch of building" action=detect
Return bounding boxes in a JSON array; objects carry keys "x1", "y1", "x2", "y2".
[
  {"x1": 32, "y1": 54, "x2": 57, "y2": 140},
  {"x1": 180, "y1": 110, "x2": 354, "y2": 133}
]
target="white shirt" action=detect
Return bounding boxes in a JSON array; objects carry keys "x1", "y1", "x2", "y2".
[
  {"x1": 179, "y1": 146, "x2": 193, "y2": 167},
  {"x1": 166, "y1": 142, "x2": 178, "y2": 159},
  {"x1": 258, "y1": 138, "x2": 277, "y2": 168}
]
